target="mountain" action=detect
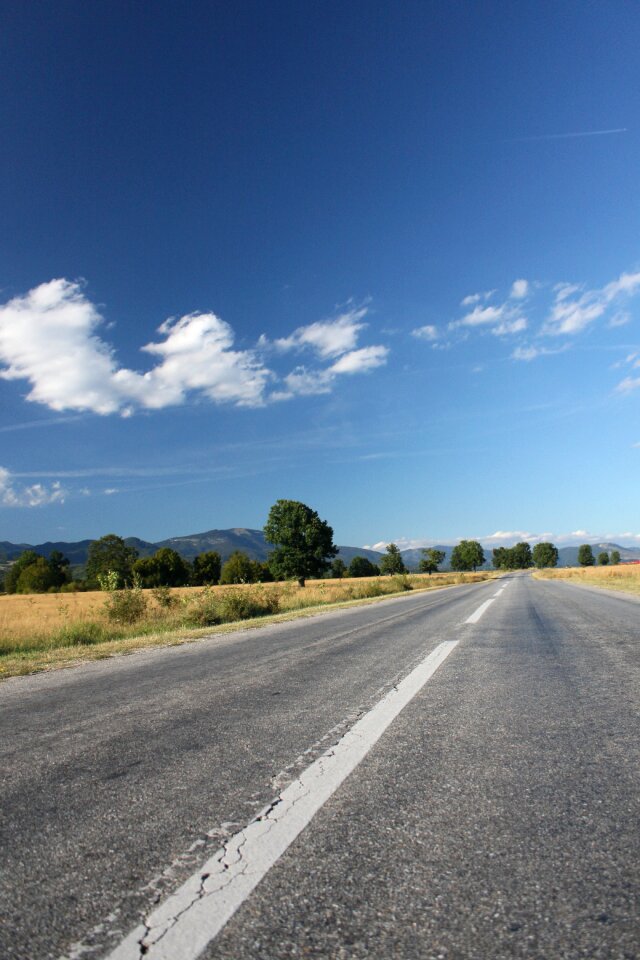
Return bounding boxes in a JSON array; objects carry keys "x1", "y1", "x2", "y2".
[
  {"x1": 2, "y1": 531, "x2": 639, "y2": 573},
  {"x1": 0, "y1": 529, "x2": 384, "y2": 570}
]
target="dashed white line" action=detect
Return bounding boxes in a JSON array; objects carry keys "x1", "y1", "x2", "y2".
[
  {"x1": 104, "y1": 640, "x2": 459, "y2": 960},
  {"x1": 465, "y1": 597, "x2": 495, "y2": 624}
]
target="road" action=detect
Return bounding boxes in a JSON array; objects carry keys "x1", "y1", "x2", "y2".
[{"x1": 1, "y1": 573, "x2": 639, "y2": 959}]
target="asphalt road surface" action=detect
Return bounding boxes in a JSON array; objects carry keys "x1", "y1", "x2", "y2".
[{"x1": 1, "y1": 573, "x2": 639, "y2": 959}]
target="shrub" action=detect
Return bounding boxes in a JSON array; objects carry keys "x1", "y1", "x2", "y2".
[
  {"x1": 104, "y1": 587, "x2": 148, "y2": 624},
  {"x1": 183, "y1": 589, "x2": 222, "y2": 627},
  {"x1": 151, "y1": 585, "x2": 178, "y2": 609},
  {"x1": 217, "y1": 591, "x2": 266, "y2": 622},
  {"x1": 391, "y1": 574, "x2": 413, "y2": 592},
  {"x1": 353, "y1": 581, "x2": 384, "y2": 599}
]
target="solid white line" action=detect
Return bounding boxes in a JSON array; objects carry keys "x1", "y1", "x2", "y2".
[
  {"x1": 105, "y1": 640, "x2": 459, "y2": 960},
  {"x1": 465, "y1": 598, "x2": 495, "y2": 624}
]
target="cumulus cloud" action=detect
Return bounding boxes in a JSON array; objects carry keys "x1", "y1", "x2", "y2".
[
  {"x1": 271, "y1": 306, "x2": 368, "y2": 358},
  {"x1": 460, "y1": 290, "x2": 496, "y2": 307},
  {"x1": 0, "y1": 466, "x2": 66, "y2": 507},
  {"x1": 492, "y1": 317, "x2": 527, "y2": 336},
  {"x1": 411, "y1": 324, "x2": 439, "y2": 341},
  {"x1": 0, "y1": 281, "x2": 388, "y2": 415},
  {"x1": 510, "y1": 279, "x2": 529, "y2": 299},
  {"x1": 544, "y1": 269, "x2": 640, "y2": 335}
]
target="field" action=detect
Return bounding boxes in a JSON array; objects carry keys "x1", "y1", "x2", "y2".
[
  {"x1": 533, "y1": 564, "x2": 640, "y2": 594},
  {"x1": 0, "y1": 571, "x2": 497, "y2": 679}
]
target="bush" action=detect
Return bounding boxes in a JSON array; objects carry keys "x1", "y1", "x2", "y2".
[
  {"x1": 151, "y1": 585, "x2": 178, "y2": 609},
  {"x1": 183, "y1": 589, "x2": 222, "y2": 627},
  {"x1": 353, "y1": 581, "x2": 384, "y2": 599},
  {"x1": 391, "y1": 574, "x2": 413, "y2": 592},
  {"x1": 104, "y1": 587, "x2": 148, "y2": 624}
]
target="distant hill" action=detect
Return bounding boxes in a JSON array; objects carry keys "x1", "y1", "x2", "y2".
[{"x1": 2, "y1": 532, "x2": 639, "y2": 573}]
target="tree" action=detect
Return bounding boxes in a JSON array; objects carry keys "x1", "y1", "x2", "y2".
[
  {"x1": 348, "y1": 556, "x2": 380, "y2": 578},
  {"x1": 47, "y1": 550, "x2": 71, "y2": 588},
  {"x1": 16, "y1": 557, "x2": 57, "y2": 593},
  {"x1": 379, "y1": 543, "x2": 406, "y2": 576},
  {"x1": 191, "y1": 551, "x2": 222, "y2": 586},
  {"x1": 597, "y1": 551, "x2": 610, "y2": 566},
  {"x1": 134, "y1": 548, "x2": 190, "y2": 587},
  {"x1": 492, "y1": 547, "x2": 510, "y2": 570},
  {"x1": 419, "y1": 548, "x2": 445, "y2": 575},
  {"x1": 264, "y1": 499, "x2": 337, "y2": 587},
  {"x1": 511, "y1": 541, "x2": 533, "y2": 570},
  {"x1": 610, "y1": 550, "x2": 621, "y2": 565},
  {"x1": 450, "y1": 540, "x2": 485, "y2": 572},
  {"x1": 331, "y1": 558, "x2": 347, "y2": 579},
  {"x1": 577, "y1": 544, "x2": 595, "y2": 567},
  {"x1": 4, "y1": 551, "x2": 41, "y2": 594},
  {"x1": 220, "y1": 551, "x2": 260, "y2": 584},
  {"x1": 532, "y1": 542, "x2": 559, "y2": 569},
  {"x1": 86, "y1": 535, "x2": 138, "y2": 588}
]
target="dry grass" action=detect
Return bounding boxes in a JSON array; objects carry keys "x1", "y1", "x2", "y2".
[
  {"x1": 533, "y1": 564, "x2": 640, "y2": 595},
  {"x1": 0, "y1": 570, "x2": 498, "y2": 679}
]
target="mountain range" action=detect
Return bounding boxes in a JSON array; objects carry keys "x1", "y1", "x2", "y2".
[{"x1": 1, "y1": 529, "x2": 639, "y2": 572}]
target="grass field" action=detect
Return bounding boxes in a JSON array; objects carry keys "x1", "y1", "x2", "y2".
[
  {"x1": 533, "y1": 564, "x2": 640, "y2": 595},
  {"x1": 0, "y1": 570, "x2": 498, "y2": 679}
]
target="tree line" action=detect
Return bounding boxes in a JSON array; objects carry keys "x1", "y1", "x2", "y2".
[{"x1": 0, "y1": 497, "x2": 626, "y2": 595}]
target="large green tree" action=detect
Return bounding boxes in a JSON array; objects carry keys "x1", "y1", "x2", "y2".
[
  {"x1": 450, "y1": 540, "x2": 485, "y2": 572},
  {"x1": 16, "y1": 557, "x2": 57, "y2": 593},
  {"x1": 418, "y1": 548, "x2": 445, "y2": 575},
  {"x1": 47, "y1": 550, "x2": 71, "y2": 588},
  {"x1": 379, "y1": 543, "x2": 406, "y2": 576},
  {"x1": 220, "y1": 550, "x2": 262, "y2": 584},
  {"x1": 330, "y1": 558, "x2": 347, "y2": 579},
  {"x1": 577, "y1": 544, "x2": 595, "y2": 567},
  {"x1": 264, "y1": 499, "x2": 337, "y2": 586},
  {"x1": 134, "y1": 548, "x2": 190, "y2": 587},
  {"x1": 610, "y1": 550, "x2": 621, "y2": 565},
  {"x1": 191, "y1": 551, "x2": 222, "y2": 586},
  {"x1": 532, "y1": 542, "x2": 559, "y2": 569},
  {"x1": 511, "y1": 541, "x2": 533, "y2": 569},
  {"x1": 348, "y1": 556, "x2": 380, "y2": 578},
  {"x1": 597, "y1": 551, "x2": 610, "y2": 566},
  {"x1": 4, "y1": 551, "x2": 41, "y2": 594},
  {"x1": 86, "y1": 534, "x2": 138, "y2": 588}
]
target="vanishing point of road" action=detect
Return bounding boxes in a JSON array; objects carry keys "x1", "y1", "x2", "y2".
[{"x1": 1, "y1": 573, "x2": 638, "y2": 959}]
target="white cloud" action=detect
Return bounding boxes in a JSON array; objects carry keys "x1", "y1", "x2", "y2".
[
  {"x1": 492, "y1": 317, "x2": 527, "y2": 336},
  {"x1": 456, "y1": 303, "x2": 507, "y2": 328},
  {"x1": 0, "y1": 466, "x2": 66, "y2": 507},
  {"x1": 272, "y1": 306, "x2": 368, "y2": 358},
  {"x1": 329, "y1": 345, "x2": 388, "y2": 374},
  {"x1": 616, "y1": 376, "x2": 640, "y2": 394},
  {"x1": 411, "y1": 324, "x2": 439, "y2": 341},
  {"x1": 510, "y1": 279, "x2": 529, "y2": 299},
  {"x1": 544, "y1": 269, "x2": 640, "y2": 335},
  {"x1": 511, "y1": 343, "x2": 567, "y2": 361},
  {"x1": 460, "y1": 290, "x2": 495, "y2": 307},
  {"x1": 0, "y1": 282, "x2": 388, "y2": 415}
]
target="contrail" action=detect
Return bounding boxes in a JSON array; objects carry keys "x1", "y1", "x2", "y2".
[{"x1": 508, "y1": 127, "x2": 627, "y2": 143}]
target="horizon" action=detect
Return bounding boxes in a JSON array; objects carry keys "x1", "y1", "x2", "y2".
[{"x1": 1, "y1": 3, "x2": 639, "y2": 545}]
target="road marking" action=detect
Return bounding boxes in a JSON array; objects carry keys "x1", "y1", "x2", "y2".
[
  {"x1": 104, "y1": 641, "x2": 458, "y2": 960},
  {"x1": 465, "y1": 598, "x2": 495, "y2": 624}
]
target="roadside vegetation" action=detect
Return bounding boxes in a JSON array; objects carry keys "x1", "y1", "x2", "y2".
[
  {"x1": 533, "y1": 563, "x2": 640, "y2": 595},
  {"x1": 0, "y1": 569, "x2": 498, "y2": 679}
]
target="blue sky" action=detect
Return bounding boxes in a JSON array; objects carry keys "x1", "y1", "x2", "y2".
[{"x1": 1, "y1": 0, "x2": 640, "y2": 550}]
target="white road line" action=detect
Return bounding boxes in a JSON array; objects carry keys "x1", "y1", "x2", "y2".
[
  {"x1": 104, "y1": 641, "x2": 459, "y2": 960},
  {"x1": 465, "y1": 598, "x2": 495, "y2": 624}
]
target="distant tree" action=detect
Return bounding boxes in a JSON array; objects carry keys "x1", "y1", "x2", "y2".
[
  {"x1": 597, "y1": 551, "x2": 610, "y2": 566},
  {"x1": 610, "y1": 550, "x2": 621, "y2": 565},
  {"x1": 47, "y1": 550, "x2": 71, "y2": 588},
  {"x1": 492, "y1": 547, "x2": 510, "y2": 570},
  {"x1": 379, "y1": 543, "x2": 406, "y2": 576},
  {"x1": 16, "y1": 557, "x2": 57, "y2": 593},
  {"x1": 86, "y1": 535, "x2": 138, "y2": 588},
  {"x1": 532, "y1": 542, "x2": 559, "y2": 569},
  {"x1": 450, "y1": 540, "x2": 485, "y2": 572},
  {"x1": 4, "y1": 551, "x2": 41, "y2": 594},
  {"x1": 220, "y1": 551, "x2": 260, "y2": 584},
  {"x1": 331, "y1": 558, "x2": 347, "y2": 579},
  {"x1": 255, "y1": 561, "x2": 275, "y2": 582},
  {"x1": 134, "y1": 548, "x2": 190, "y2": 587},
  {"x1": 348, "y1": 556, "x2": 380, "y2": 578},
  {"x1": 511, "y1": 541, "x2": 533, "y2": 570},
  {"x1": 264, "y1": 499, "x2": 337, "y2": 587},
  {"x1": 577, "y1": 544, "x2": 595, "y2": 567},
  {"x1": 419, "y1": 548, "x2": 446, "y2": 575},
  {"x1": 191, "y1": 551, "x2": 222, "y2": 586}
]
